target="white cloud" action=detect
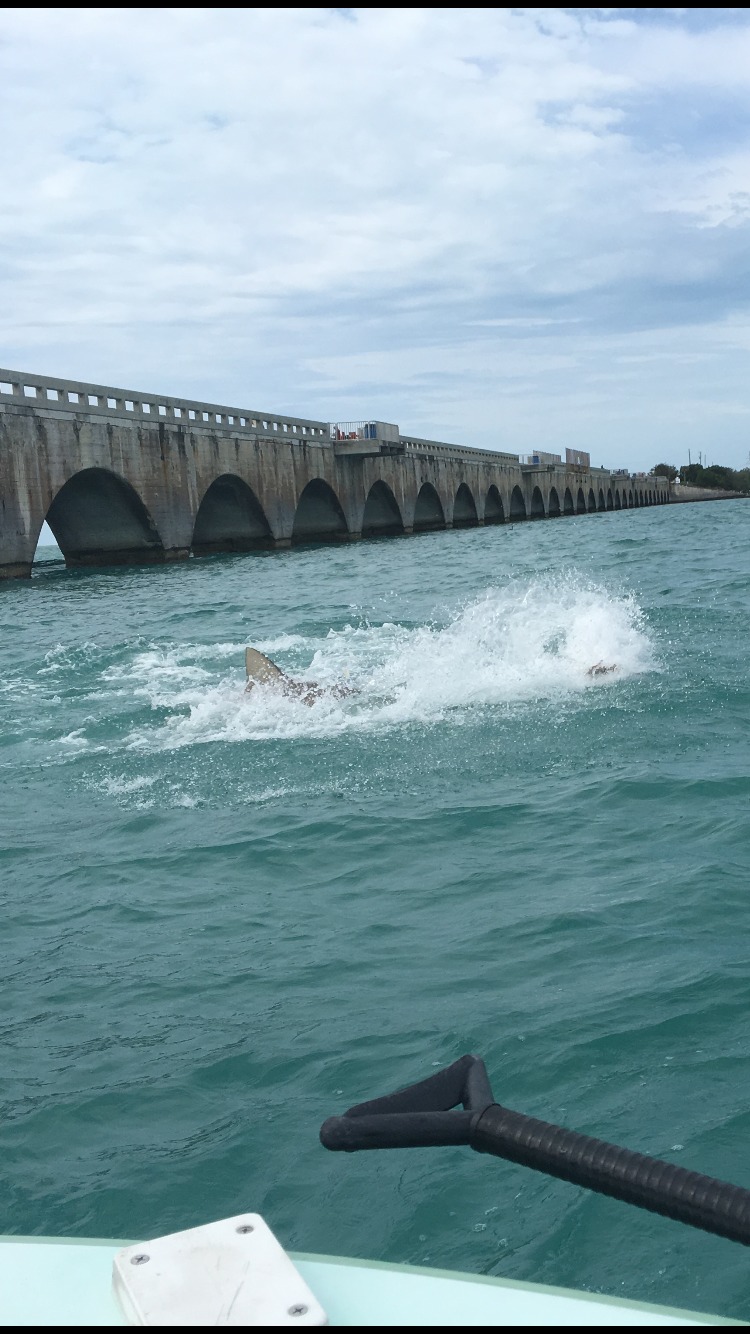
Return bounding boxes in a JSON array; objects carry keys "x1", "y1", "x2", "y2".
[{"x1": 1, "y1": 7, "x2": 750, "y2": 468}]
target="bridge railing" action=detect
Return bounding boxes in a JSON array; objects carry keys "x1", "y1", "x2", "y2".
[
  {"x1": 0, "y1": 366, "x2": 671, "y2": 488},
  {"x1": 0, "y1": 368, "x2": 330, "y2": 439},
  {"x1": 400, "y1": 435, "x2": 520, "y2": 466}
]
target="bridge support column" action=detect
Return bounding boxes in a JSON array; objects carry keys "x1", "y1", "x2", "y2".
[
  {"x1": 0, "y1": 561, "x2": 32, "y2": 580},
  {"x1": 273, "y1": 537, "x2": 292, "y2": 549}
]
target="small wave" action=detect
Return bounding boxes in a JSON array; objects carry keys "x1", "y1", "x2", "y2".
[
  {"x1": 257, "y1": 633, "x2": 309, "y2": 653},
  {"x1": 58, "y1": 729, "x2": 90, "y2": 750},
  {"x1": 101, "y1": 774, "x2": 158, "y2": 796},
  {"x1": 38, "y1": 642, "x2": 109, "y2": 675},
  {"x1": 121, "y1": 573, "x2": 656, "y2": 750}
]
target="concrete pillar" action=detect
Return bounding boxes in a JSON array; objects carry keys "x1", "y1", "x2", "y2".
[{"x1": 0, "y1": 560, "x2": 32, "y2": 580}]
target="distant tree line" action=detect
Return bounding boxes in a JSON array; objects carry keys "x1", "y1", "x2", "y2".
[{"x1": 653, "y1": 462, "x2": 750, "y2": 492}]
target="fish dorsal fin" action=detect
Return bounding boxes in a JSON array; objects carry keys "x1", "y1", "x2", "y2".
[{"x1": 245, "y1": 647, "x2": 285, "y2": 685}]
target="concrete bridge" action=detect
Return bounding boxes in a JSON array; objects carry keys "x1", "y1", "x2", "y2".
[{"x1": 0, "y1": 368, "x2": 670, "y2": 579}]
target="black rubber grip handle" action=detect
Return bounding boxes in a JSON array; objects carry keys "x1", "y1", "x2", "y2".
[{"x1": 471, "y1": 1103, "x2": 750, "y2": 1247}]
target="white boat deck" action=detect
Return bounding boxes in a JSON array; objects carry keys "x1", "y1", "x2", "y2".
[{"x1": 0, "y1": 1235, "x2": 741, "y2": 1326}]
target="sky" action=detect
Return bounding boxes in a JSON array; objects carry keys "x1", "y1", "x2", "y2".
[{"x1": 3, "y1": 7, "x2": 750, "y2": 471}]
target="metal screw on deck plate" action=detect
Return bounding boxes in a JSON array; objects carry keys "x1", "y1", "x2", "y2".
[
  {"x1": 130, "y1": 1254, "x2": 150, "y2": 1265},
  {"x1": 236, "y1": 1224, "x2": 254, "y2": 1234},
  {"x1": 288, "y1": 1304, "x2": 308, "y2": 1317}
]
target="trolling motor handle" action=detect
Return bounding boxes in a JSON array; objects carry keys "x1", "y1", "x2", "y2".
[
  {"x1": 320, "y1": 1054, "x2": 750, "y2": 1248},
  {"x1": 320, "y1": 1054, "x2": 491, "y2": 1151}
]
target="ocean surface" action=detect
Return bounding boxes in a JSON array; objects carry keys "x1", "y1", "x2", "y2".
[{"x1": 3, "y1": 500, "x2": 750, "y2": 1319}]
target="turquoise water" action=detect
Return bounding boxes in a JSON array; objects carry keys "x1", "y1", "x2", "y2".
[{"x1": 3, "y1": 501, "x2": 750, "y2": 1319}]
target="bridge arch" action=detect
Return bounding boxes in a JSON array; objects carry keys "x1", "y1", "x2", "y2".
[
  {"x1": 563, "y1": 487, "x2": 574, "y2": 515},
  {"x1": 597, "y1": 488, "x2": 605, "y2": 511},
  {"x1": 292, "y1": 479, "x2": 348, "y2": 543},
  {"x1": 413, "y1": 482, "x2": 445, "y2": 532},
  {"x1": 510, "y1": 485, "x2": 527, "y2": 520},
  {"x1": 548, "y1": 487, "x2": 561, "y2": 517},
  {"x1": 192, "y1": 474, "x2": 272, "y2": 555},
  {"x1": 614, "y1": 489, "x2": 621, "y2": 509},
  {"x1": 606, "y1": 488, "x2": 614, "y2": 511},
  {"x1": 530, "y1": 485, "x2": 545, "y2": 519},
  {"x1": 576, "y1": 486, "x2": 587, "y2": 514},
  {"x1": 43, "y1": 467, "x2": 164, "y2": 567},
  {"x1": 587, "y1": 487, "x2": 597, "y2": 513},
  {"x1": 453, "y1": 482, "x2": 479, "y2": 527},
  {"x1": 484, "y1": 485, "x2": 504, "y2": 525},
  {"x1": 362, "y1": 480, "x2": 404, "y2": 537}
]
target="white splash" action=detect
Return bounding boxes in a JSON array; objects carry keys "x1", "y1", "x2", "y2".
[{"x1": 121, "y1": 573, "x2": 656, "y2": 750}]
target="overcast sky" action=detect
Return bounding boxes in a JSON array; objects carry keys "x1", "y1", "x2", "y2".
[{"x1": 3, "y1": 7, "x2": 750, "y2": 470}]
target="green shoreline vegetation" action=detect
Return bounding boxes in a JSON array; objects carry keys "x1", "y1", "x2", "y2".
[{"x1": 655, "y1": 462, "x2": 750, "y2": 492}]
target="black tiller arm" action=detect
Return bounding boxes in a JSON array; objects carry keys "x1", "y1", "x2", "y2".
[{"x1": 320, "y1": 1054, "x2": 750, "y2": 1247}]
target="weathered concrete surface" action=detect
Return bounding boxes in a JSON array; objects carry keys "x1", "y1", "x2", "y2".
[
  {"x1": 0, "y1": 369, "x2": 671, "y2": 578},
  {"x1": 669, "y1": 485, "x2": 745, "y2": 503}
]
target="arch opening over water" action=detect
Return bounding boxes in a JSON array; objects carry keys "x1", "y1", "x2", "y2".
[
  {"x1": 292, "y1": 479, "x2": 348, "y2": 543},
  {"x1": 192, "y1": 474, "x2": 272, "y2": 555},
  {"x1": 453, "y1": 482, "x2": 479, "y2": 527},
  {"x1": 510, "y1": 485, "x2": 527, "y2": 520},
  {"x1": 44, "y1": 468, "x2": 164, "y2": 567},
  {"x1": 548, "y1": 487, "x2": 561, "y2": 517},
  {"x1": 614, "y1": 489, "x2": 622, "y2": 510},
  {"x1": 598, "y1": 488, "x2": 605, "y2": 512},
  {"x1": 564, "y1": 487, "x2": 574, "y2": 516},
  {"x1": 530, "y1": 486, "x2": 545, "y2": 519},
  {"x1": 484, "y1": 485, "x2": 504, "y2": 525},
  {"x1": 587, "y1": 487, "x2": 597, "y2": 513},
  {"x1": 413, "y1": 482, "x2": 445, "y2": 532},
  {"x1": 576, "y1": 486, "x2": 587, "y2": 514},
  {"x1": 606, "y1": 488, "x2": 614, "y2": 511},
  {"x1": 362, "y1": 481, "x2": 404, "y2": 537},
  {"x1": 628, "y1": 489, "x2": 634, "y2": 507}
]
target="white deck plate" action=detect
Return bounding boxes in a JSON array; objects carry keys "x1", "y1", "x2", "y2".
[
  {"x1": 0, "y1": 1235, "x2": 743, "y2": 1327},
  {"x1": 113, "y1": 1215, "x2": 326, "y2": 1326}
]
